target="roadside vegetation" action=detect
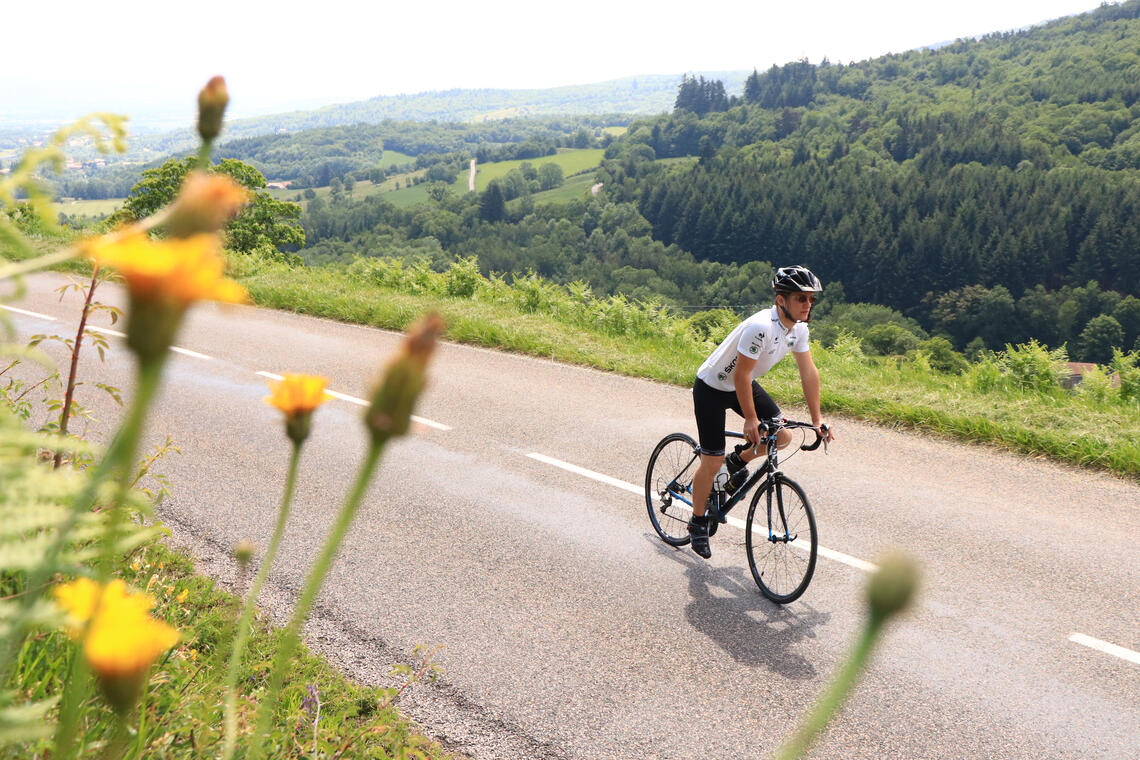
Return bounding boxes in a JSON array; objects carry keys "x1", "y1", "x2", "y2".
[
  {"x1": 1, "y1": 80, "x2": 456, "y2": 760},
  {"x1": 229, "y1": 252, "x2": 1140, "y2": 478}
]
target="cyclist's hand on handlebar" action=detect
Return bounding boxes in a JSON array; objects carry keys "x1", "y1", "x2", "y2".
[
  {"x1": 744, "y1": 416, "x2": 762, "y2": 448},
  {"x1": 814, "y1": 422, "x2": 835, "y2": 444}
]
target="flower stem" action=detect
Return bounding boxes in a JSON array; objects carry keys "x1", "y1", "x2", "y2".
[
  {"x1": 247, "y1": 440, "x2": 384, "y2": 760},
  {"x1": 98, "y1": 355, "x2": 167, "y2": 581},
  {"x1": 221, "y1": 441, "x2": 303, "y2": 760},
  {"x1": 195, "y1": 140, "x2": 213, "y2": 171},
  {"x1": 48, "y1": 354, "x2": 168, "y2": 759},
  {"x1": 772, "y1": 618, "x2": 883, "y2": 760}
]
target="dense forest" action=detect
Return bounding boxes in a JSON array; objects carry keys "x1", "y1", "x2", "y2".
[
  {"x1": 289, "y1": 1, "x2": 1140, "y2": 363},
  {"x1": 26, "y1": 1, "x2": 1140, "y2": 365}
]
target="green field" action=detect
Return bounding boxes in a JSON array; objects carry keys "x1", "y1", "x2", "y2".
[
  {"x1": 376, "y1": 149, "x2": 416, "y2": 168},
  {"x1": 522, "y1": 173, "x2": 599, "y2": 205},
  {"x1": 51, "y1": 197, "x2": 122, "y2": 217},
  {"x1": 454, "y1": 149, "x2": 605, "y2": 193}
]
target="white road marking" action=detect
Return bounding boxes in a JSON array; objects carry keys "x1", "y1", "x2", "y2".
[
  {"x1": 0, "y1": 304, "x2": 56, "y2": 321},
  {"x1": 1069, "y1": 633, "x2": 1140, "y2": 665},
  {"x1": 256, "y1": 371, "x2": 451, "y2": 431},
  {"x1": 85, "y1": 325, "x2": 126, "y2": 338},
  {"x1": 528, "y1": 452, "x2": 644, "y2": 495},
  {"x1": 528, "y1": 452, "x2": 878, "y2": 573},
  {"x1": 171, "y1": 346, "x2": 213, "y2": 360},
  {"x1": 85, "y1": 325, "x2": 212, "y2": 360}
]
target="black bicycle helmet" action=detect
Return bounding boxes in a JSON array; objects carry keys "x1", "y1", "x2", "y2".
[{"x1": 771, "y1": 265, "x2": 823, "y2": 294}]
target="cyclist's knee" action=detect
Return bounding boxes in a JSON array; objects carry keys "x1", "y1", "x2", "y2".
[{"x1": 776, "y1": 429, "x2": 792, "y2": 450}]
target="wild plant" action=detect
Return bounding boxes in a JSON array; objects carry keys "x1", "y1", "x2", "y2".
[{"x1": 1, "y1": 78, "x2": 445, "y2": 760}]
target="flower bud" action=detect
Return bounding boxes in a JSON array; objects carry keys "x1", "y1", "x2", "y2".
[
  {"x1": 233, "y1": 540, "x2": 256, "y2": 566},
  {"x1": 866, "y1": 552, "x2": 919, "y2": 623},
  {"x1": 365, "y1": 314, "x2": 444, "y2": 441},
  {"x1": 167, "y1": 171, "x2": 251, "y2": 238},
  {"x1": 197, "y1": 76, "x2": 229, "y2": 143}
]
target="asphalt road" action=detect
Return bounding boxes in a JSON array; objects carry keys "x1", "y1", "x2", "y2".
[{"x1": 4, "y1": 273, "x2": 1138, "y2": 759}]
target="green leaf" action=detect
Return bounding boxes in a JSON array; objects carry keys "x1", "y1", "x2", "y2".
[{"x1": 0, "y1": 694, "x2": 58, "y2": 745}]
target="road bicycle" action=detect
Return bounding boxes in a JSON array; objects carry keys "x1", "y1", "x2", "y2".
[{"x1": 644, "y1": 419, "x2": 828, "y2": 604}]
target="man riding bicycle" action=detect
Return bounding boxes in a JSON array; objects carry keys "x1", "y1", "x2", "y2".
[{"x1": 688, "y1": 265, "x2": 835, "y2": 559}]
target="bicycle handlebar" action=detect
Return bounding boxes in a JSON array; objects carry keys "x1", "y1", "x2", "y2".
[{"x1": 731, "y1": 420, "x2": 830, "y2": 455}]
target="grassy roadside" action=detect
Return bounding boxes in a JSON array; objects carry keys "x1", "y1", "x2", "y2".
[
  {"x1": 3, "y1": 532, "x2": 456, "y2": 759},
  {"x1": 237, "y1": 260, "x2": 1140, "y2": 480}
]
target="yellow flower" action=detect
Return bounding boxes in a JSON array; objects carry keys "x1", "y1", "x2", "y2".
[
  {"x1": 176, "y1": 588, "x2": 189, "y2": 604},
  {"x1": 84, "y1": 610, "x2": 180, "y2": 679},
  {"x1": 85, "y1": 232, "x2": 247, "y2": 308},
  {"x1": 52, "y1": 578, "x2": 180, "y2": 713},
  {"x1": 53, "y1": 578, "x2": 153, "y2": 634},
  {"x1": 265, "y1": 373, "x2": 332, "y2": 443},
  {"x1": 84, "y1": 231, "x2": 248, "y2": 362},
  {"x1": 265, "y1": 373, "x2": 332, "y2": 416},
  {"x1": 167, "y1": 171, "x2": 251, "y2": 238}
]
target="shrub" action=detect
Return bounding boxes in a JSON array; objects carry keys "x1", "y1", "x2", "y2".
[
  {"x1": 864, "y1": 323, "x2": 921, "y2": 355},
  {"x1": 908, "y1": 337, "x2": 968, "y2": 374},
  {"x1": 999, "y1": 340, "x2": 1069, "y2": 394},
  {"x1": 444, "y1": 256, "x2": 481, "y2": 298}
]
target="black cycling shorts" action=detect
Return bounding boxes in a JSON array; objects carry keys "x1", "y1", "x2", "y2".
[{"x1": 692, "y1": 377, "x2": 780, "y2": 456}]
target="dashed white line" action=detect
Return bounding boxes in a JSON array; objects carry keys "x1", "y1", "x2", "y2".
[
  {"x1": 256, "y1": 371, "x2": 451, "y2": 431},
  {"x1": 527, "y1": 452, "x2": 643, "y2": 494},
  {"x1": 85, "y1": 325, "x2": 126, "y2": 338},
  {"x1": 1069, "y1": 633, "x2": 1140, "y2": 665},
  {"x1": 527, "y1": 452, "x2": 877, "y2": 573},
  {"x1": 85, "y1": 325, "x2": 212, "y2": 360},
  {"x1": 0, "y1": 304, "x2": 56, "y2": 321},
  {"x1": 170, "y1": 346, "x2": 213, "y2": 360}
]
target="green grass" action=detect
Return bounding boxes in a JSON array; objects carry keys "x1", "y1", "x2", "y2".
[
  {"x1": 5, "y1": 540, "x2": 455, "y2": 760},
  {"x1": 51, "y1": 198, "x2": 123, "y2": 218},
  {"x1": 453, "y1": 149, "x2": 605, "y2": 193},
  {"x1": 526, "y1": 173, "x2": 599, "y2": 205},
  {"x1": 265, "y1": 169, "x2": 430, "y2": 209},
  {"x1": 376, "y1": 149, "x2": 416, "y2": 168}
]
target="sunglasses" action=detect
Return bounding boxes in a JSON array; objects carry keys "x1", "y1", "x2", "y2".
[{"x1": 788, "y1": 294, "x2": 817, "y2": 304}]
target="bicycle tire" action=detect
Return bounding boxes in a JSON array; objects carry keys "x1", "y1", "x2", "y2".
[
  {"x1": 644, "y1": 433, "x2": 699, "y2": 546},
  {"x1": 744, "y1": 475, "x2": 817, "y2": 603}
]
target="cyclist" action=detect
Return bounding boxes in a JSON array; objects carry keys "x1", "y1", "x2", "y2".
[{"x1": 687, "y1": 265, "x2": 835, "y2": 559}]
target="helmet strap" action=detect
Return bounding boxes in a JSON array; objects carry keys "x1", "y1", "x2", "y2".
[{"x1": 776, "y1": 293, "x2": 813, "y2": 324}]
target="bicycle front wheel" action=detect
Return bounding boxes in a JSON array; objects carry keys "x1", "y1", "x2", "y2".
[
  {"x1": 745, "y1": 475, "x2": 817, "y2": 603},
  {"x1": 644, "y1": 433, "x2": 699, "y2": 546}
]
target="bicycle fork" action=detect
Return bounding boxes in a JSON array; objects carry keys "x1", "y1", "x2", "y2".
[{"x1": 767, "y1": 473, "x2": 795, "y2": 543}]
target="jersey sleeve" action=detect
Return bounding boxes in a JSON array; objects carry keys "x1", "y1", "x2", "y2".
[
  {"x1": 736, "y1": 321, "x2": 767, "y2": 358},
  {"x1": 792, "y1": 323, "x2": 811, "y2": 352}
]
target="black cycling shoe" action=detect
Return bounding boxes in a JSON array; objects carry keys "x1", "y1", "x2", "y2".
[{"x1": 688, "y1": 514, "x2": 712, "y2": 560}]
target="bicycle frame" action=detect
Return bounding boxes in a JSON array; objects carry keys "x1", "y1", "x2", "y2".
[{"x1": 661, "y1": 428, "x2": 794, "y2": 542}]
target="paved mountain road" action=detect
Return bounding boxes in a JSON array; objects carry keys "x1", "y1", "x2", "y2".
[{"x1": 4, "y1": 273, "x2": 1138, "y2": 759}]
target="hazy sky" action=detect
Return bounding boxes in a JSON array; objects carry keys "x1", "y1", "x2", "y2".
[{"x1": 2, "y1": 0, "x2": 1105, "y2": 125}]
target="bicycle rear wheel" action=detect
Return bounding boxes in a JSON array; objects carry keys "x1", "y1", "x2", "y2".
[
  {"x1": 745, "y1": 475, "x2": 817, "y2": 603},
  {"x1": 644, "y1": 433, "x2": 699, "y2": 546}
]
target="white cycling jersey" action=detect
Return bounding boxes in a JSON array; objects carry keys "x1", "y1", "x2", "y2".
[{"x1": 696, "y1": 306, "x2": 810, "y2": 392}]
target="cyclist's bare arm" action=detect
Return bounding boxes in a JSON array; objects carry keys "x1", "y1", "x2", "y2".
[{"x1": 793, "y1": 349, "x2": 834, "y2": 442}]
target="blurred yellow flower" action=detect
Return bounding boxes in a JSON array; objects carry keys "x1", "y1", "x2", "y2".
[
  {"x1": 265, "y1": 373, "x2": 332, "y2": 416},
  {"x1": 85, "y1": 232, "x2": 248, "y2": 307},
  {"x1": 167, "y1": 171, "x2": 251, "y2": 238},
  {"x1": 53, "y1": 578, "x2": 153, "y2": 634},
  {"x1": 176, "y1": 588, "x2": 189, "y2": 604},
  {"x1": 52, "y1": 577, "x2": 181, "y2": 712},
  {"x1": 84, "y1": 610, "x2": 180, "y2": 679}
]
